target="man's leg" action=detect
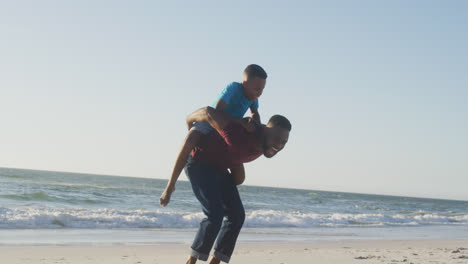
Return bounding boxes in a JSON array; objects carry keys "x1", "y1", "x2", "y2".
[
  {"x1": 212, "y1": 172, "x2": 246, "y2": 263},
  {"x1": 185, "y1": 161, "x2": 225, "y2": 262}
]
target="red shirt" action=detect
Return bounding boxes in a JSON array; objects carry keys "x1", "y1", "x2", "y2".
[{"x1": 191, "y1": 122, "x2": 264, "y2": 171}]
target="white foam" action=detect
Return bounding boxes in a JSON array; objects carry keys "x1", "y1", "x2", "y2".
[{"x1": 1, "y1": 207, "x2": 467, "y2": 229}]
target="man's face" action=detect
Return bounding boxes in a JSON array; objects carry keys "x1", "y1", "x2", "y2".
[
  {"x1": 242, "y1": 77, "x2": 265, "y2": 101},
  {"x1": 263, "y1": 126, "x2": 289, "y2": 158}
]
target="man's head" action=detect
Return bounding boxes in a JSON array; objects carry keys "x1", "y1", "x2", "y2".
[
  {"x1": 242, "y1": 64, "x2": 267, "y2": 101},
  {"x1": 263, "y1": 115, "x2": 291, "y2": 158}
]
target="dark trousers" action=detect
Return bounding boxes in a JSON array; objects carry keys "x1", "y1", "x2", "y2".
[{"x1": 184, "y1": 159, "x2": 245, "y2": 263}]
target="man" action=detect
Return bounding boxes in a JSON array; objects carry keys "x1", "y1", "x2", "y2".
[{"x1": 175, "y1": 106, "x2": 291, "y2": 264}]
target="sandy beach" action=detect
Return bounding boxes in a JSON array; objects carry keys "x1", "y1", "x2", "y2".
[{"x1": 2, "y1": 240, "x2": 467, "y2": 264}]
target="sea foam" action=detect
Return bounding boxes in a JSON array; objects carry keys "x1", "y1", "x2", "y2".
[{"x1": 1, "y1": 207, "x2": 467, "y2": 229}]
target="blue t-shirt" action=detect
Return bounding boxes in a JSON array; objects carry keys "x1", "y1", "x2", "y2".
[{"x1": 211, "y1": 82, "x2": 259, "y2": 119}]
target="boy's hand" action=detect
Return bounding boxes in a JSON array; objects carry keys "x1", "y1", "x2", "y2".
[
  {"x1": 241, "y1": 117, "x2": 256, "y2": 133},
  {"x1": 159, "y1": 185, "x2": 175, "y2": 207}
]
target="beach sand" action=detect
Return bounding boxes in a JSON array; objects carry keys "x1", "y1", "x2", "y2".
[{"x1": 1, "y1": 240, "x2": 467, "y2": 264}]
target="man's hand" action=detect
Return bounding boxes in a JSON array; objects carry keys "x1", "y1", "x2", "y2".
[
  {"x1": 159, "y1": 184, "x2": 175, "y2": 207},
  {"x1": 187, "y1": 121, "x2": 194, "y2": 131},
  {"x1": 230, "y1": 165, "x2": 245, "y2": 185}
]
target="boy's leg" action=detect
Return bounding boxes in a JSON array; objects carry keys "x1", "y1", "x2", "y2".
[
  {"x1": 184, "y1": 160, "x2": 225, "y2": 261},
  {"x1": 212, "y1": 172, "x2": 245, "y2": 263},
  {"x1": 160, "y1": 129, "x2": 202, "y2": 206},
  {"x1": 179, "y1": 129, "x2": 202, "y2": 164}
]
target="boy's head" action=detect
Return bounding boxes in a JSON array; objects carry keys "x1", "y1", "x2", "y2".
[{"x1": 242, "y1": 64, "x2": 267, "y2": 101}]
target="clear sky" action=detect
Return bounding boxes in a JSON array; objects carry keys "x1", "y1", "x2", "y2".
[{"x1": 1, "y1": 1, "x2": 467, "y2": 201}]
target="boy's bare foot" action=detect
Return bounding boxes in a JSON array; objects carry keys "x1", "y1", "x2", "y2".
[{"x1": 159, "y1": 185, "x2": 175, "y2": 207}]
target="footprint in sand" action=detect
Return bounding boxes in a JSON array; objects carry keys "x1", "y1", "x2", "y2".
[{"x1": 354, "y1": 255, "x2": 377, "y2": 260}]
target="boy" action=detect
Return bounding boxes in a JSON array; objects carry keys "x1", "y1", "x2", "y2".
[{"x1": 159, "y1": 64, "x2": 267, "y2": 207}]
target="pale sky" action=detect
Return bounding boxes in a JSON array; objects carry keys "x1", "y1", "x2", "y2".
[{"x1": 1, "y1": 1, "x2": 467, "y2": 201}]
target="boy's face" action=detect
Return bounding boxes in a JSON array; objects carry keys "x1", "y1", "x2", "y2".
[{"x1": 242, "y1": 76, "x2": 266, "y2": 101}]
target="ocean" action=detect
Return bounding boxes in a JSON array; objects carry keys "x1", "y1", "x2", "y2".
[{"x1": 1, "y1": 167, "x2": 467, "y2": 246}]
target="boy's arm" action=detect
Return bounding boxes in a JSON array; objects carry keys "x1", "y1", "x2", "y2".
[
  {"x1": 251, "y1": 108, "x2": 261, "y2": 124},
  {"x1": 214, "y1": 98, "x2": 256, "y2": 133},
  {"x1": 215, "y1": 98, "x2": 254, "y2": 132},
  {"x1": 214, "y1": 98, "x2": 228, "y2": 111}
]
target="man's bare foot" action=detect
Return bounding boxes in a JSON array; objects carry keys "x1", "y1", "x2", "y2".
[
  {"x1": 186, "y1": 256, "x2": 197, "y2": 264},
  {"x1": 159, "y1": 185, "x2": 175, "y2": 207},
  {"x1": 208, "y1": 256, "x2": 221, "y2": 264}
]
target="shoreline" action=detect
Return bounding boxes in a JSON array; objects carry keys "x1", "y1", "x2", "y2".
[
  {"x1": 1, "y1": 239, "x2": 467, "y2": 264},
  {"x1": 2, "y1": 225, "x2": 468, "y2": 247}
]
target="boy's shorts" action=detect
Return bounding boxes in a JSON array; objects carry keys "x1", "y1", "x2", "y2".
[{"x1": 191, "y1": 122, "x2": 214, "y2": 134}]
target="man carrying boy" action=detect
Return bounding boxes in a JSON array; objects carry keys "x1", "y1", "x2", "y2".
[
  {"x1": 177, "y1": 106, "x2": 291, "y2": 263},
  {"x1": 160, "y1": 64, "x2": 267, "y2": 206}
]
